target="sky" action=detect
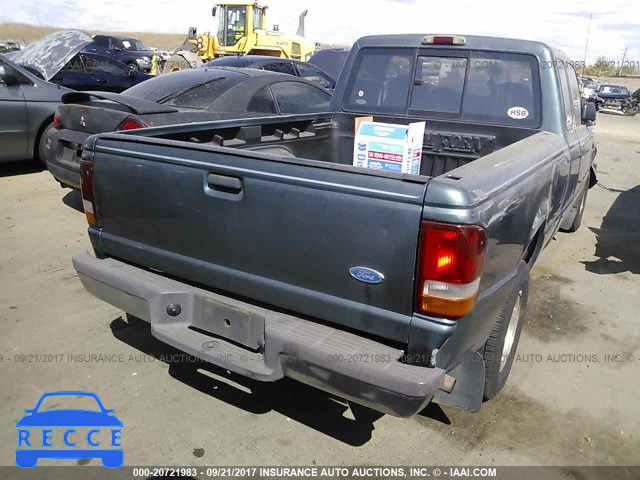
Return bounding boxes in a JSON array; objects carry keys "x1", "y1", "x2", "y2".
[{"x1": 1, "y1": 0, "x2": 639, "y2": 66}]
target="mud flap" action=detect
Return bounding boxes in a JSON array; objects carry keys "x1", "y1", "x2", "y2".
[{"x1": 432, "y1": 350, "x2": 485, "y2": 412}]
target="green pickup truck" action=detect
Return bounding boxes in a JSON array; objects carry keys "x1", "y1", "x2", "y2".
[{"x1": 72, "y1": 34, "x2": 597, "y2": 417}]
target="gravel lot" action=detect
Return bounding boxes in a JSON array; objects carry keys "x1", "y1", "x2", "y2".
[{"x1": 0, "y1": 113, "x2": 638, "y2": 473}]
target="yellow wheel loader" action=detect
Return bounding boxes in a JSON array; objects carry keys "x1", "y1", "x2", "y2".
[{"x1": 151, "y1": 1, "x2": 318, "y2": 74}]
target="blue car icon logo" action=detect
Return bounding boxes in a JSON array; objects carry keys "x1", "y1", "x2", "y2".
[{"x1": 16, "y1": 391, "x2": 123, "y2": 468}]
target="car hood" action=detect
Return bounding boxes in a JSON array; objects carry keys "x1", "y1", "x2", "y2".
[{"x1": 5, "y1": 30, "x2": 93, "y2": 81}]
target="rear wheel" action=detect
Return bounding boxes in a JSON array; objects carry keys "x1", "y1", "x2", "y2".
[
  {"x1": 482, "y1": 261, "x2": 529, "y2": 401},
  {"x1": 563, "y1": 183, "x2": 588, "y2": 233},
  {"x1": 36, "y1": 122, "x2": 56, "y2": 165},
  {"x1": 125, "y1": 60, "x2": 139, "y2": 72}
]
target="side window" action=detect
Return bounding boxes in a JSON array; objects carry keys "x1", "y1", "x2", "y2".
[
  {"x1": 295, "y1": 63, "x2": 334, "y2": 89},
  {"x1": 270, "y1": 81, "x2": 330, "y2": 113},
  {"x1": 93, "y1": 37, "x2": 108, "y2": 48},
  {"x1": 557, "y1": 61, "x2": 574, "y2": 130},
  {"x1": 225, "y1": 6, "x2": 246, "y2": 45},
  {"x1": 247, "y1": 86, "x2": 277, "y2": 113},
  {"x1": 253, "y1": 8, "x2": 263, "y2": 30},
  {"x1": 60, "y1": 54, "x2": 86, "y2": 73},
  {"x1": 565, "y1": 64, "x2": 582, "y2": 123},
  {"x1": 85, "y1": 57, "x2": 128, "y2": 76},
  {"x1": 262, "y1": 62, "x2": 296, "y2": 76}
]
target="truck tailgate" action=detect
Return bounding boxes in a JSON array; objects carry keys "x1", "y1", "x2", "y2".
[{"x1": 87, "y1": 135, "x2": 429, "y2": 342}]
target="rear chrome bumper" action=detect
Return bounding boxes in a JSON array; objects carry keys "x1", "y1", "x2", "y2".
[{"x1": 73, "y1": 252, "x2": 446, "y2": 417}]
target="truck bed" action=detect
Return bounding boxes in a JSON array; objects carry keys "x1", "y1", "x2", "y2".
[{"x1": 125, "y1": 112, "x2": 539, "y2": 178}]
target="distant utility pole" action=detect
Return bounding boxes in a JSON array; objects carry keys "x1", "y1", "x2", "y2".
[
  {"x1": 618, "y1": 47, "x2": 628, "y2": 76},
  {"x1": 582, "y1": 13, "x2": 592, "y2": 76}
]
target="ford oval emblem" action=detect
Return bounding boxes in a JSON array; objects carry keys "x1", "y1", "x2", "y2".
[{"x1": 349, "y1": 266, "x2": 385, "y2": 284}]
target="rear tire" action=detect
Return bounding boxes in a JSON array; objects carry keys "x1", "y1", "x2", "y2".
[
  {"x1": 125, "y1": 60, "x2": 140, "y2": 72},
  {"x1": 564, "y1": 183, "x2": 588, "y2": 233},
  {"x1": 36, "y1": 121, "x2": 56, "y2": 165},
  {"x1": 482, "y1": 260, "x2": 529, "y2": 401}
]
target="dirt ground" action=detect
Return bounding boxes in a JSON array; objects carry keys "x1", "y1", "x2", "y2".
[{"x1": 0, "y1": 114, "x2": 638, "y2": 474}]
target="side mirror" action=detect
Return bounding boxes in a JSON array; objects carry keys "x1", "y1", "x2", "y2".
[
  {"x1": 0, "y1": 65, "x2": 19, "y2": 85},
  {"x1": 582, "y1": 101, "x2": 596, "y2": 124},
  {"x1": 23, "y1": 409, "x2": 33, "y2": 414},
  {"x1": 212, "y1": 6, "x2": 217, "y2": 16},
  {"x1": 114, "y1": 47, "x2": 122, "y2": 52}
]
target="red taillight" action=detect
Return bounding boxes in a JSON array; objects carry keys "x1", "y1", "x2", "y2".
[
  {"x1": 116, "y1": 117, "x2": 148, "y2": 131},
  {"x1": 433, "y1": 36, "x2": 454, "y2": 45},
  {"x1": 53, "y1": 110, "x2": 61, "y2": 128},
  {"x1": 416, "y1": 221, "x2": 486, "y2": 318},
  {"x1": 81, "y1": 159, "x2": 99, "y2": 227}
]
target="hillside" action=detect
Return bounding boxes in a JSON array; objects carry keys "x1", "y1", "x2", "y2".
[
  {"x1": 0, "y1": 22, "x2": 350, "y2": 52},
  {"x1": 0, "y1": 23, "x2": 188, "y2": 51}
]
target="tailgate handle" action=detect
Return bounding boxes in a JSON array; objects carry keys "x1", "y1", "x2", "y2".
[{"x1": 206, "y1": 173, "x2": 243, "y2": 196}]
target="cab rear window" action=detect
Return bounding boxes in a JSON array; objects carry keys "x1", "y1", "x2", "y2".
[{"x1": 343, "y1": 49, "x2": 541, "y2": 127}]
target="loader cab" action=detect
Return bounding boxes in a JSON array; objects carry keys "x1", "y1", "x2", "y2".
[{"x1": 213, "y1": 2, "x2": 267, "y2": 47}]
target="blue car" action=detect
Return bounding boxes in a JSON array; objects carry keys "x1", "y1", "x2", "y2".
[
  {"x1": 83, "y1": 35, "x2": 155, "y2": 73},
  {"x1": 16, "y1": 391, "x2": 123, "y2": 468},
  {"x1": 7, "y1": 29, "x2": 152, "y2": 94},
  {"x1": 48, "y1": 52, "x2": 153, "y2": 93}
]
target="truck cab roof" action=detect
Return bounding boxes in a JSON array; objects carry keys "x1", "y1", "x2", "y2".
[{"x1": 353, "y1": 34, "x2": 561, "y2": 57}]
